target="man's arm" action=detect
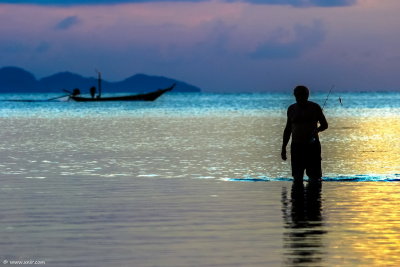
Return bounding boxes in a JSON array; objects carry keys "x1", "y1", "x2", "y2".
[
  {"x1": 317, "y1": 108, "x2": 328, "y2": 133},
  {"x1": 281, "y1": 117, "x2": 292, "y2": 161}
]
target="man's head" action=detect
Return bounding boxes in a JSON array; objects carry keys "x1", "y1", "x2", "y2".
[{"x1": 293, "y1": 85, "x2": 309, "y2": 104}]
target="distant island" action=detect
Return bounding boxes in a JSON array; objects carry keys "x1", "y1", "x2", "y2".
[{"x1": 0, "y1": 66, "x2": 201, "y2": 93}]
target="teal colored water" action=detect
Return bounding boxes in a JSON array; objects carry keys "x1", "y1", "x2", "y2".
[{"x1": 1, "y1": 91, "x2": 399, "y2": 118}]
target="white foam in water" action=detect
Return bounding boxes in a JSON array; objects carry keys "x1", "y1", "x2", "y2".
[
  {"x1": 222, "y1": 174, "x2": 400, "y2": 182},
  {"x1": 137, "y1": 174, "x2": 160, "y2": 177},
  {"x1": 323, "y1": 174, "x2": 400, "y2": 182}
]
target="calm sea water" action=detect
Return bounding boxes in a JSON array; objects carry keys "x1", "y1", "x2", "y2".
[
  {"x1": 0, "y1": 92, "x2": 399, "y2": 266},
  {"x1": 1, "y1": 91, "x2": 399, "y2": 118}
]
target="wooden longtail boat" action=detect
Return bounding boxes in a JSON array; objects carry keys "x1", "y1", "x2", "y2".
[
  {"x1": 68, "y1": 71, "x2": 174, "y2": 102},
  {"x1": 69, "y1": 84, "x2": 175, "y2": 102}
]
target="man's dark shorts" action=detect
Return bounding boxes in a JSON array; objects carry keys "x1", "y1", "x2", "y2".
[{"x1": 291, "y1": 141, "x2": 322, "y2": 180}]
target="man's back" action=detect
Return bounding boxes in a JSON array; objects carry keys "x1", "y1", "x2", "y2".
[{"x1": 287, "y1": 101, "x2": 324, "y2": 144}]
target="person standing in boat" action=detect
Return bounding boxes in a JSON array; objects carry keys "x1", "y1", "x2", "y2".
[
  {"x1": 90, "y1": 86, "x2": 96, "y2": 99},
  {"x1": 72, "y1": 88, "x2": 81, "y2": 96},
  {"x1": 281, "y1": 85, "x2": 328, "y2": 184}
]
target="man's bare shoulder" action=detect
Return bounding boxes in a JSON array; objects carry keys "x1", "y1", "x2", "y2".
[
  {"x1": 287, "y1": 103, "x2": 297, "y2": 110},
  {"x1": 308, "y1": 101, "x2": 322, "y2": 109},
  {"x1": 287, "y1": 103, "x2": 297, "y2": 116}
]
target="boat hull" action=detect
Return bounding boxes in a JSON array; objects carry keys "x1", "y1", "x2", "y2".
[{"x1": 69, "y1": 85, "x2": 174, "y2": 102}]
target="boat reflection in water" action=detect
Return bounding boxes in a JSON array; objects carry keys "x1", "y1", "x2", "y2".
[{"x1": 281, "y1": 181, "x2": 327, "y2": 266}]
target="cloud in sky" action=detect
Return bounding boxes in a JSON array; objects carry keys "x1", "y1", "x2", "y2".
[
  {"x1": 0, "y1": 0, "x2": 357, "y2": 7},
  {"x1": 250, "y1": 20, "x2": 326, "y2": 59},
  {"x1": 0, "y1": 0, "x2": 399, "y2": 92},
  {"x1": 55, "y1": 16, "x2": 80, "y2": 30}
]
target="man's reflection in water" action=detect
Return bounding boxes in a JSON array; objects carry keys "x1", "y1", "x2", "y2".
[{"x1": 281, "y1": 181, "x2": 326, "y2": 266}]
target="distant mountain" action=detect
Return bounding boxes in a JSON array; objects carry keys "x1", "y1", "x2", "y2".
[
  {"x1": 0, "y1": 67, "x2": 39, "y2": 92},
  {"x1": 0, "y1": 66, "x2": 201, "y2": 93}
]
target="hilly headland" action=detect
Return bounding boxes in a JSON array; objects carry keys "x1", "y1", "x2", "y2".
[{"x1": 0, "y1": 66, "x2": 201, "y2": 93}]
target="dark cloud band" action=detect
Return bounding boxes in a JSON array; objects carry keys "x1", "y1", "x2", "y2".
[
  {"x1": 0, "y1": 0, "x2": 357, "y2": 7},
  {"x1": 0, "y1": 0, "x2": 194, "y2": 5},
  {"x1": 232, "y1": 0, "x2": 357, "y2": 7}
]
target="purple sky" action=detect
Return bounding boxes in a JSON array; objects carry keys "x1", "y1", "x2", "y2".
[{"x1": 0, "y1": 0, "x2": 399, "y2": 92}]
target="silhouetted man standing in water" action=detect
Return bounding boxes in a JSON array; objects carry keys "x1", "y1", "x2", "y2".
[{"x1": 281, "y1": 85, "x2": 328, "y2": 184}]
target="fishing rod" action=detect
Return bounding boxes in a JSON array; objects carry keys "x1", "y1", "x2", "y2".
[
  {"x1": 322, "y1": 85, "x2": 335, "y2": 111},
  {"x1": 308, "y1": 85, "x2": 335, "y2": 144}
]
